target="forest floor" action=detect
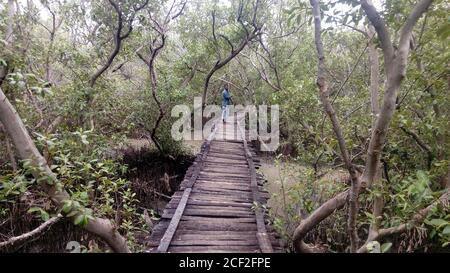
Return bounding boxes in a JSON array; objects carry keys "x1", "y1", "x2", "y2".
[
  {"x1": 260, "y1": 158, "x2": 348, "y2": 211},
  {"x1": 259, "y1": 155, "x2": 348, "y2": 248}
]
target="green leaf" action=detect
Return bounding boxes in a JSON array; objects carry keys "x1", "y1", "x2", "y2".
[
  {"x1": 28, "y1": 207, "x2": 41, "y2": 213},
  {"x1": 74, "y1": 214, "x2": 84, "y2": 225},
  {"x1": 428, "y1": 219, "x2": 448, "y2": 228},
  {"x1": 367, "y1": 241, "x2": 381, "y2": 253},
  {"x1": 442, "y1": 225, "x2": 450, "y2": 235},
  {"x1": 28, "y1": 207, "x2": 49, "y2": 221},
  {"x1": 41, "y1": 211, "x2": 50, "y2": 221},
  {"x1": 81, "y1": 135, "x2": 89, "y2": 145},
  {"x1": 66, "y1": 210, "x2": 79, "y2": 218},
  {"x1": 381, "y1": 242, "x2": 392, "y2": 253},
  {"x1": 62, "y1": 201, "x2": 72, "y2": 214},
  {"x1": 436, "y1": 24, "x2": 450, "y2": 40}
]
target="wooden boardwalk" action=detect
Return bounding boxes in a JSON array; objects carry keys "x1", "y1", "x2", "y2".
[{"x1": 147, "y1": 116, "x2": 282, "y2": 253}]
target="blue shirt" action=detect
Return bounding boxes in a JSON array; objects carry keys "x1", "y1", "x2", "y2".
[{"x1": 222, "y1": 89, "x2": 231, "y2": 107}]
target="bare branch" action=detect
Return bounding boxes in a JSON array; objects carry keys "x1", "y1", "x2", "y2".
[
  {"x1": 218, "y1": 34, "x2": 235, "y2": 52},
  {"x1": 398, "y1": 0, "x2": 433, "y2": 55},
  {"x1": 0, "y1": 216, "x2": 62, "y2": 251},
  {"x1": 171, "y1": 0, "x2": 187, "y2": 20}
]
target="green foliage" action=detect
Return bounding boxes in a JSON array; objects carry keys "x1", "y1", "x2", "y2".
[
  {"x1": 425, "y1": 205, "x2": 450, "y2": 248},
  {"x1": 267, "y1": 158, "x2": 347, "y2": 249},
  {"x1": 0, "y1": 173, "x2": 34, "y2": 201},
  {"x1": 366, "y1": 241, "x2": 393, "y2": 253}
]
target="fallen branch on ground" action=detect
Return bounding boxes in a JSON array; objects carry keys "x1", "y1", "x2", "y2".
[{"x1": 0, "y1": 216, "x2": 62, "y2": 252}]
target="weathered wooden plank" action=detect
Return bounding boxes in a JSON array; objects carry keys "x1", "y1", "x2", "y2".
[
  {"x1": 164, "y1": 205, "x2": 252, "y2": 213},
  {"x1": 162, "y1": 208, "x2": 254, "y2": 219},
  {"x1": 207, "y1": 152, "x2": 247, "y2": 158},
  {"x1": 174, "y1": 230, "x2": 256, "y2": 236},
  {"x1": 195, "y1": 177, "x2": 251, "y2": 183},
  {"x1": 200, "y1": 167, "x2": 250, "y2": 174},
  {"x1": 167, "y1": 246, "x2": 260, "y2": 253},
  {"x1": 199, "y1": 170, "x2": 250, "y2": 176},
  {"x1": 167, "y1": 198, "x2": 252, "y2": 208},
  {"x1": 209, "y1": 146, "x2": 245, "y2": 151},
  {"x1": 209, "y1": 145, "x2": 246, "y2": 150},
  {"x1": 195, "y1": 178, "x2": 265, "y2": 186},
  {"x1": 171, "y1": 195, "x2": 252, "y2": 203},
  {"x1": 208, "y1": 150, "x2": 245, "y2": 160},
  {"x1": 191, "y1": 186, "x2": 269, "y2": 197},
  {"x1": 202, "y1": 165, "x2": 248, "y2": 172},
  {"x1": 195, "y1": 178, "x2": 251, "y2": 184},
  {"x1": 211, "y1": 141, "x2": 244, "y2": 146},
  {"x1": 170, "y1": 240, "x2": 259, "y2": 246},
  {"x1": 156, "y1": 188, "x2": 191, "y2": 253},
  {"x1": 179, "y1": 215, "x2": 255, "y2": 223},
  {"x1": 204, "y1": 158, "x2": 248, "y2": 165},
  {"x1": 194, "y1": 181, "x2": 251, "y2": 189},
  {"x1": 172, "y1": 234, "x2": 257, "y2": 241},
  {"x1": 206, "y1": 151, "x2": 245, "y2": 158},
  {"x1": 172, "y1": 192, "x2": 253, "y2": 203},
  {"x1": 191, "y1": 184, "x2": 252, "y2": 192},
  {"x1": 197, "y1": 176, "x2": 251, "y2": 182},
  {"x1": 190, "y1": 188, "x2": 254, "y2": 198},
  {"x1": 176, "y1": 221, "x2": 257, "y2": 231},
  {"x1": 237, "y1": 119, "x2": 274, "y2": 253},
  {"x1": 171, "y1": 232, "x2": 281, "y2": 247},
  {"x1": 189, "y1": 187, "x2": 251, "y2": 195},
  {"x1": 212, "y1": 139, "x2": 243, "y2": 144}
]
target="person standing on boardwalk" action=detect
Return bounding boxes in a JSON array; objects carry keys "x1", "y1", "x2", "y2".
[{"x1": 221, "y1": 84, "x2": 232, "y2": 123}]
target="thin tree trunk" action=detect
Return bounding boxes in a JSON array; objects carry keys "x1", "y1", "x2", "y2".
[
  {"x1": 367, "y1": 22, "x2": 384, "y2": 239},
  {"x1": 368, "y1": 25, "x2": 380, "y2": 127},
  {"x1": 149, "y1": 52, "x2": 165, "y2": 153},
  {"x1": 308, "y1": 0, "x2": 360, "y2": 252},
  {"x1": 5, "y1": 0, "x2": 14, "y2": 43}
]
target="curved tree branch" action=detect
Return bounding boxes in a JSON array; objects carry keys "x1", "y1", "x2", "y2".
[
  {"x1": 293, "y1": 190, "x2": 349, "y2": 252},
  {"x1": 0, "y1": 216, "x2": 62, "y2": 252}
]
